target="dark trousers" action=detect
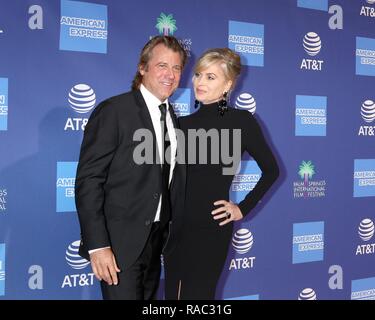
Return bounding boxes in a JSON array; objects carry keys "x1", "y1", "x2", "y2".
[{"x1": 101, "y1": 222, "x2": 165, "y2": 300}]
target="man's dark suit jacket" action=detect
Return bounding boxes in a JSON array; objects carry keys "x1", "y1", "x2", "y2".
[{"x1": 75, "y1": 89, "x2": 185, "y2": 270}]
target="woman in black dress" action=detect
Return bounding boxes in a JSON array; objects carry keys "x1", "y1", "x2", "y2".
[{"x1": 164, "y1": 48, "x2": 279, "y2": 300}]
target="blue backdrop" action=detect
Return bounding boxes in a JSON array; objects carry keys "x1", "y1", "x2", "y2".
[{"x1": 1, "y1": 0, "x2": 375, "y2": 300}]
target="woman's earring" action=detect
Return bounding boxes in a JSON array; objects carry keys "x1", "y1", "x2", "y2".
[
  {"x1": 194, "y1": 99, "x2": 200, "y2": 109},
  {"x1": 218, "y1": 92, "x2": 228, "y2": 116}
]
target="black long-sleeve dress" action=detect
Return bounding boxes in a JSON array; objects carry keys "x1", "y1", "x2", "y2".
[{"x1": 164, "y1": 102, "x2": 279, "y2": 300}]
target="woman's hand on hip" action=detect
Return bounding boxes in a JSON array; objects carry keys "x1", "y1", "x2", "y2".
[{"x1": 211, "y1": 200, "x2": 244, "y2": 226}]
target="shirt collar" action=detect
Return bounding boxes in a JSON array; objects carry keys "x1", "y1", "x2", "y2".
[{"x1": 140, "y1": 84, "x2": 169, "y2": 110}]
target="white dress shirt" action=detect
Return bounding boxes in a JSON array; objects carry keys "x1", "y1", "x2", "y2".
[{"x1": 140, "y1": 84, "x2": 177, "y2": 191}]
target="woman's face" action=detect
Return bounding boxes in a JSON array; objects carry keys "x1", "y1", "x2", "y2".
[{"x1": 193, "y1": 62, "x2": 232, "y2": 104}]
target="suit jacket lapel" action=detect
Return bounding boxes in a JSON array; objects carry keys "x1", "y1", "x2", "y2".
[
  {"x1": 167, "y1": 103, "x2": 186, "y2": 190},
  {"x1": 168, "y1": 103, "x2": 179, "y2": 129},
  {"x1": 133, "y1": 90, "x2": 162, "y2": 168}
]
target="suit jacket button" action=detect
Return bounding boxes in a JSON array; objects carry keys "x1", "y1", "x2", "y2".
[
  {"x1": 153, "y1": 193, "x2": 159, "y2": 199},
  {"x1": 145, "y1": 220, "x2": 151, "y2": 226}
]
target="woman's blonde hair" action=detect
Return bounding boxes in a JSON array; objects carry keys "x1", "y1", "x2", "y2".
[{"x1": 194, "y1": 48, "x2": 241, "y2": 90}]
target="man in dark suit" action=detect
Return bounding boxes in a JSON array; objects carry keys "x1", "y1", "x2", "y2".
[{"x1": 75, "y1": 36, "x2": 187, "y2": 300}]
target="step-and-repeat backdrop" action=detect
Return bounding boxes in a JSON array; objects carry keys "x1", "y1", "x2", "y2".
[{"x1": 0, "y1": 0, "x2": 375, "y2": 300}]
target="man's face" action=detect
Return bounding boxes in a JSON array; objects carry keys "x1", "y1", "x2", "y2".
[{"x1": 140, "y1": 44, "x2": 183, "y2": 102}]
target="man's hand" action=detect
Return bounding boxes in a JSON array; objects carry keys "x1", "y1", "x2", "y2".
[{"x1": 89, "y1": 248, "x2": 121, "y2": 285}]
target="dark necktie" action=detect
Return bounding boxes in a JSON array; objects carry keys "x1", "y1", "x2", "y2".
[{"x1": 159, "y1": 103, "x2": 171, "y2": 226}]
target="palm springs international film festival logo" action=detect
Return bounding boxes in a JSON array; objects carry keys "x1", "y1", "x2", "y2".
[
  {"x1": 0, "y1": 78, "x2": 8, "y2": 131},
  {"x1": 356, "y1": 36, "x2": 375, "y2": 76},
  {"x1": 155, "y1": 13, "x2": 192, "y2": 57},
  {"x1": 228, "y1": 228, "x2": 255, "y2": 271},
  {"x1": 228, "y1": 20, "x2": 264, "y2": 67},
  {"x1": 295, "y1": 95, "x2": 327, "y2": 136},
  {"x1": 293, "y1": 221, "x2": 324, "y2": 264},
  {"x1": 353, "y1": 159, "x2": 375, "y2": 197},
  {"x1": 360, "y1": 0, "x2": 375, "y2": 18},
  {"x1": 235, "y1": 93, "x2": 256, "y2": 115},
  {"x1": 297, "y1": 0, "x2": 328, "y2": 11},
  {"x1": 298, "y1": 288, "x2": 317, "y2": 300},
  {"x1": 293, "y1": 161, "x2": 326, "y2": 198},
  {"x1": 355, "y1": 218, "x2": 375, "y2": 256},
  {"x1": 156, "y1": 13, "x2": 176, "y2": 35},
  {"x1": 59, "y1": 0, "x2": 108, "y2": 54},
  {"x1": 61, "y1": 240, "x2": 95, "y2": 288},
  {"x1": 64, "y1": 84, "x2": 96, "y2": 131},
  {"x1": 351, "y1": 277, "x2": 375, "y2": 300},
  {"x1": 300, "y1": 32, "x2": 324, "y2": 71},
  {"x1": 358, "y1": 99, "x2": 375, "y2": 136}
]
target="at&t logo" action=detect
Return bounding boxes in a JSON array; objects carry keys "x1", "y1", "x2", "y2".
[
  {"x1": 61, "y1": 240, "x2": 96, "y2": 288},
  {"x1": 358, "y1": 100, "x2": 375, "y2": 136},
  {"x1": 300, "y1": 32, "x2": 324, "y2": 71},
  {"x1": 64, "y1": 84, "x2": 96, "y2": 131},
  {"x1": 356, "y1": 218, "x2": 375, "y2": 255},
  {"x1": 229, "y1": 228, "x2": 255, "y2": 270},
  {"x1": 359, "y1": 218, "x2": 375, "y2": 241},
  {"x1": 360, "y1": 0, "x2": 375, "y2": 17},
  {"x1": 235, "y1": 93, "x2": 256, "y2": 114},
  {"x1": 298, "y1": 288, "x2": 317, "y2": 300},
  {"x1": 65, "y1": 240, "x2": 90, "y2": 269}
]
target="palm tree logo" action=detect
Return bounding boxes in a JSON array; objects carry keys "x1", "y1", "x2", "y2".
[
  {"x1": 156, "y1": 13, "x2": 177, "y2": 36},
  {"x1": 298, "y1": 161, "x2": 315, "y2": 185}
]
